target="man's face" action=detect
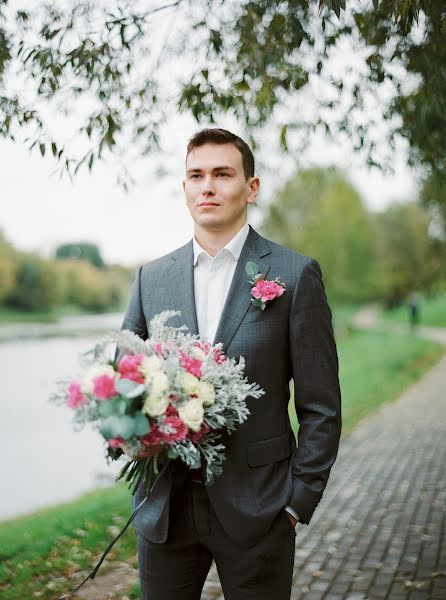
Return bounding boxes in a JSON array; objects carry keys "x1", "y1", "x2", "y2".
[{"x1": 183, "y1": 143, "x2": 258, "y2": 232}]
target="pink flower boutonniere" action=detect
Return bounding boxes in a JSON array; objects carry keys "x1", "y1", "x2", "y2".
[{"x1": 245, "y1": 261, "x2": 286, "y2": 311}]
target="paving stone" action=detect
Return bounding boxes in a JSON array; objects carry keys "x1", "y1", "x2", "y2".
[{"x1": 201, "y1": 353, "x2": 446, "y2": 598}]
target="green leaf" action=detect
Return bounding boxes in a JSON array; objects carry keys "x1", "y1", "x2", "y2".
[
  {"x1": 133, "y1": 411, "x2": 150, "y2": 436},
  {"x1": 116, "y1": 399, "x2": 129, "y2": 416},
  {"x1": 251, "y1": 298, "x2": 264, "y2": 309},
  {"x1": 100, "y1": 415, "x2": 136, "y2": 440},
  {"x1": 280, "y1": 124, "x2": 288, "y2": 151},
  {"x1": 99, "y1": 420, "x2": 115, "y2": 440},
  {"x1": 116, "y1": 378, "x2": 146, "y2": 399},
  {"x1": 98, "y1": 400, "x2": 117, "y2": 418},
  {"x1": 245, "y1": 261, "x2": 259, "y2": 278}
]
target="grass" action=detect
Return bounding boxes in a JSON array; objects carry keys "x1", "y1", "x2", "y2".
[
  {"x1": 380, "y1": 292, "x2": 446, "y2": 328},
  {"x1": 331, "y1": 302, "x2": 361, "y2": 340},
  {"x1": 0, "y1": 485, "x2": 137, "y2": 600},
  {"x1": 288, "y1": 328, "x2": 445, "y2": 438},
  {"x1": 1, "y1": 307, "x2": 445, "y2": 599}
]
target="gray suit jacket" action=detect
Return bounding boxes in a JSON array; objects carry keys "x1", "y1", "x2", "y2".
[{"x1": 117, "y1": 224, "x2": 342, "y2": 547}]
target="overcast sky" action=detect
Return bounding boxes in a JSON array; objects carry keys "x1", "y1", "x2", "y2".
[
  {"x1": 0, "y1": 2, "x2": 418, "y2": 267},
  {"x1": 0, "y1": 111, "x2": 417, "y2": 267}
]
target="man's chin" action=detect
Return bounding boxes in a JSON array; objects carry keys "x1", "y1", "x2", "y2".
[{"x1": 195, "y1": 217, "x2": 226, "y2": 231}]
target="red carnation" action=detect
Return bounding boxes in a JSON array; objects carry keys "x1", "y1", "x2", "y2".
[{"x1": 179, "y1": 350, "x2": 203, "y2": 378}]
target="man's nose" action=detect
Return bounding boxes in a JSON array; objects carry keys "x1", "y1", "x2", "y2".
[{"x1": 201, "y1": 175, "x2": 216, "y2": 195}]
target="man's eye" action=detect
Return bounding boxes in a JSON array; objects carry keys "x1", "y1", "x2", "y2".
[
  {"x1": 217, "y1": 172, "x2": 228, "y2": 177},
  {"x1": 190, "y1": 174, "x2": 201, "y2": 179}
]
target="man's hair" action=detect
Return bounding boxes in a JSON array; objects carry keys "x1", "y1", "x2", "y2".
[{"x1": 186, "y1": 128, "x2": 255, "y2": 181}]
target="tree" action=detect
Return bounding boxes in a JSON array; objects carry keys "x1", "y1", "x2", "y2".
[
  {"x1": 0, "y1": 230, "x2": 17, "y2": 302},
  {"x1": 1, "y1": 0, "x2": 443, "y2": 210},
  {"x1": 261, "y1": 166, "x2": 382, "y2": 303},
  {"x1": 55, "y1": 242, "x2": 105, "y2": 269},
  {"x1": 5, "y1": 253, "x2": 64, "y2": 311},
  {"x1": 58, "y1": 258, "x2": 114, "y2": 311},
  {"x1": 374, "y1": 200, "x2": 444, "y2": 307}
]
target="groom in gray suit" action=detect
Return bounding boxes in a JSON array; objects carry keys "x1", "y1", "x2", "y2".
[{"x1": 117, "y1": 128, "x2": 342, "y2": 599}]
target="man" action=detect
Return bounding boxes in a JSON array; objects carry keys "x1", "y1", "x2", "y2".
[{"x1": 118, "y1": 128, "x2": 342, "y2": 599}]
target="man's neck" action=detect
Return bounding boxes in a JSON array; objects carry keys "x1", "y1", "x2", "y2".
[{"x1": 194, "y1": 220, "x2": 247, "y2": 258}]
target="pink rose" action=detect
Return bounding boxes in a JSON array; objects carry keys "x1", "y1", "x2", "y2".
[
  {"x1": 118, "y1": 354, "x2": 145, "y2": 383},
  {"x1": 92, "y1": 374, "x2": 117, "y2": 399},
  {"x1": 251, "y1": 279, "x2": 285, "y2": 302},
  {"x1": 67, "y1": 381, "x2": 87, "y2": 409},
  {"x1": 179, "y1": 351, "x2": 202, "y2": 378}
]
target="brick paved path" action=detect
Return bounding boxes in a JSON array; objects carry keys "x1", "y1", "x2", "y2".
[{"x1": 202, "y1": 353, "x2": 446, "y2": 600}]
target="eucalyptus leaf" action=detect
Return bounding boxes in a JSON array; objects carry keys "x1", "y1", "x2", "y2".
[
  {"x1": 98, "y1": 400, "x2": 117, "y2": 418},
  {"x1": 99, "y1": 419, "x2": 115, "y2": 440},
  {"x1": 100, "y1": 415, "x2": 135, "y2": 440},
  {"x1": 245, "y1": 261, "x2": 259, "y2": 278},
  {"x1": 116, "y1": 378, "x2": 146, "y2": 399},
  {"x1": 114, "y1": 415, "x2": 136, "y2": 439},
  {"x1": 133, "y1": 411, "x2": 150, "y2": 436},
  {"x1": 117, "y1": 399, "x2": 128, "y2": 416}
]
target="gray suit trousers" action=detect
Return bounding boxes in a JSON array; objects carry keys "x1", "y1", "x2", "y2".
[{"x1": 136, "y1": 474, "x2": 296, "y2": 600}]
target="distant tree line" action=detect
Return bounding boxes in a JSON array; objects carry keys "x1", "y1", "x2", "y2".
[
  {"x1": 0, "y1": 235, "x2": 134, "y2": 313},
  {"x1": 261, "y1": 167, "x2": 445, "y2": 309}
]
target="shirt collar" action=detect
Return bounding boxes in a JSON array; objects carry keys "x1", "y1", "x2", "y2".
[{"x1": 193, "y1": 222, "x2": 250, "y2": 266}]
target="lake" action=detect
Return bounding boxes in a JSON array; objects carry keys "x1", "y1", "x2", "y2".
[{"x1": 0, "y1": 315, "x2": 132, "y2": 521}]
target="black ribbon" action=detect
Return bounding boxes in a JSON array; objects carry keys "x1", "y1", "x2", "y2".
[{"x1": 57, "y1": 460, "x2": 169, "y2": 599}]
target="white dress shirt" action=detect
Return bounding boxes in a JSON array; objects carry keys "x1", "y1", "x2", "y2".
[
  {"x1": 192, "y1": 221, "x2": 299, "y2": 525},
  {"x1": 193, "y1": 222, "x2": 250, "y2": 345}
]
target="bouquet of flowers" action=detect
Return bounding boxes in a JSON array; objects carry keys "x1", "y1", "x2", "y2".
[{"x1": 51, "y1": 310, "x2": 265, "y2": 497}]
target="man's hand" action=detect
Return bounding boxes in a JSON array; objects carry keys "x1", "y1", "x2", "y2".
[{"x1": 284, "y1": 509, "x2": 298, "y2": 528}]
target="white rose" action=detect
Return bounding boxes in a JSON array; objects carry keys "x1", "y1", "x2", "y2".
[
  {"x1": 197, "y1": 381, "x2": 215, "y2": 406},
  {"x1": 142, "y1": 393, "x2": 169, "y2": 417},
  {"x1": 190, "y1": 346, "x2": 207, "y2": 361},
  {"x1": 139, "y1": 355, "x2": 163, "y2": 379},
  {"x1": 178, "y1": 398, "x2": 204, "y2": 432},
  {"x1": 177, "y1": 371, "x2": 200, "y2": 395},
  {"x1": 83, "y1": 364, "x2": 116, "y2": 394},
  {"x1": 150, "y1": 370, "x2": 169, "y2": 396}
]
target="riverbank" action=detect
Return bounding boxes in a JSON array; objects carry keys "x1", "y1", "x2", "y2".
[
  {"x1": 1, "y1": 322, "x2": 445, "y2": 599},
  {"x1": 0, "y1": 310, "x2": 125, "y2": 342}
]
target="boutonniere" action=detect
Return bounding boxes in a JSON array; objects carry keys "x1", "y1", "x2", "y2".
[{"x1": 245, "y1": 261, "x2": 286, "y2": 311}]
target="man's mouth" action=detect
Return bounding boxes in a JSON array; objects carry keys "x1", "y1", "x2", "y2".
[{"x1": 199, "y1": 202, "x2": 219, "y2": 206}]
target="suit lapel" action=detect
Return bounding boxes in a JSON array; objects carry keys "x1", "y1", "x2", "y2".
[
  {"x1": 169, "y1": 225, "x2": 271, "y2": 352},
  {"x1": 169, "y1": 239, "x2": 199, "y2": 337},
  {"x1": 212, "y1": 225, "x2": 271, "y2": 352}
]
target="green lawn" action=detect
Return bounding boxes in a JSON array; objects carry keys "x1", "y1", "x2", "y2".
[
  {"x1": 380, "y1": 293, "x2": 446, "y2": 328},
  {"x1": 289, "y1": 327, "x2": 445, "y2": 438},
  {"x1": 0, "y1": 485, "x2": 137, "y2": 600},
  {"x1": 331, "y1": 302, "x2": 361, "y2": 340},
  {"x1": 1, "y1": 316, "x2": 445, "y2": 599}
]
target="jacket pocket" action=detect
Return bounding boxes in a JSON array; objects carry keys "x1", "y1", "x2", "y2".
[{"x1": 247, "y1": 433, "x2": 291, "y2": 467}]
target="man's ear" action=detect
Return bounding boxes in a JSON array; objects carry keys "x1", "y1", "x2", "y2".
[{"x1": 247, "y1": 176, "x2": 260, "y2": 205}]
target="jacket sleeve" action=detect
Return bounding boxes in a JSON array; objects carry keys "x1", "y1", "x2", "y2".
[
  {"x1": 114, "y1": 265, "x2": 148, "y2": 362},
  {"x1": 287, "y1": 258, "x2": 342, "y2": 524}
]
